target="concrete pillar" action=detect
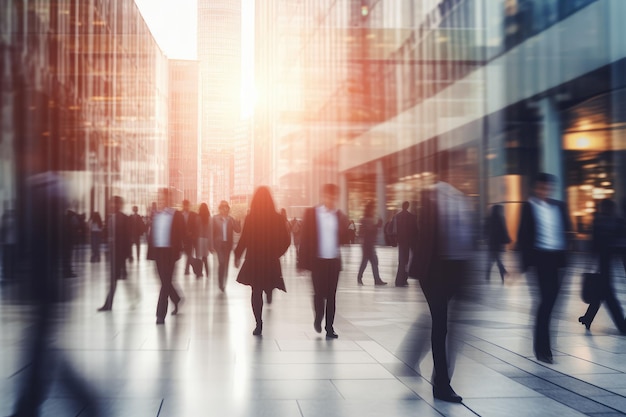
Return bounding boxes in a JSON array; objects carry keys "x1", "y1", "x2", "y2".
[{"x1": 538, "y1": 97, "x2": 564, "y2": 201}]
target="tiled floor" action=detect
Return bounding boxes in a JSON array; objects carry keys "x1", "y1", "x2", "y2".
[{"x1": 3, "y1": 245, "x2": 626, "y2": 416}]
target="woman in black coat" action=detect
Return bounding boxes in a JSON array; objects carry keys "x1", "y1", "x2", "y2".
[
  {"x1": 579, "y1": 199, "x2": 626, "y2": 332},
  {"x1": 234, "y1": 186, "x2": 290, "y2": 335},
  {"x1": 485, "y1": 204, "x2": 511, "y2": 281}
]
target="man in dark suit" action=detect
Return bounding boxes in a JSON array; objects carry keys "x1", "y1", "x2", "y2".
[
  {"x1": 517, "y1": 173, "x2": 571, "y2": 364},
  {"x1": 212, "y1": 200, "x2": 241, "y2": 291},
  {"x1": 148, "y1": 188, "x2": 186, "y2": 324},
  {"x1": 98, "y1": 196, "x2": 131, "y2": 311},
  {"x1": 393, "y1": 201, "x2": 417, "y2": 287},
  {"x1": 408, "y1": 167, "x2": 473, "y2": 403},
  {"x1": 181, "y1": 199, "x2": 198, "y2": 275},
  {"x1": 298, "y1": 184, "x2": 349, "y2": 339}
]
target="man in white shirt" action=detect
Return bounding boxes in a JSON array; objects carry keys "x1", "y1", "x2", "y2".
[
  {"x1": 147, "y1": 188, "x2": 186, "y2": 324},
  {"x1": 298, "y1": 184, "x2": 349, "y2": 339},
  {"x1": 517, "y1": 173, "x2": 571, "y2": 364}
]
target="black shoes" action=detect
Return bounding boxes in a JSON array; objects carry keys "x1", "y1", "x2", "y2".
[
  {"x1": 156, "y1": 318, "x2": 165, "y2": 325},
  {"x1": 253, "y1": 322, "x2": 262, "y2": 336},
  {"x1": 325, "y1": 329, "x2": 339, "y2": 339},
  {"x1": 374, "y1": 280, "x2": 388, "y2": 286},
  {"x1": 97, "y1": 306, "x2": 111, "y2": 312},
  {"x1": 536, "y1": 353, "x2": 554, "y2": 364},
  {"x1": 266, "y1": 290, "x2": 273, "y2": 304},
  {"x1": 433, "y1": 386, "x2": 462, "y2": 403},
  {"x1": 357, "y1": 278, "x2": 363, "y2": 286},
  {"x1": 579, "y1": 316, "x2": 591, "y2": 330}
]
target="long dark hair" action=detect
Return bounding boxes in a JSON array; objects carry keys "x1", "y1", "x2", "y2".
[
  {"x1": 248, "y1": 186, "x2": 278, "y2": 222},
  {"x1": 199, "y1": 203, "x2": 210, "y2": 224}
]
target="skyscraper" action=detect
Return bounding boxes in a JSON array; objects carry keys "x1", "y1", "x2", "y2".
[{"x1": 197, "y1": 0, "x2": 242, "y2": 209}]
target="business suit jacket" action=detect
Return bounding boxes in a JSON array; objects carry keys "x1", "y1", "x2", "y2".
[
  {"x1": 297, "y1": 206, "x2": 349, "y2": 272},
  {"x1": 212, "y1": 215, "x2": 241, "y2": 248},
  {"x1": 181, "y1": 210, "x2": 198, "y2": 244},
  {"x1": 517, "y1": 198, "x2": 570, "y2": 273},
  {"x1": 394, "y1": 209, "x2": 417, "y2": 246},
  {"x1": 146, "y1": 209, "x2": 185, "y2": 261},
  {"x1": 106, "y1": 211, "x2": 131, "y2": 259}
]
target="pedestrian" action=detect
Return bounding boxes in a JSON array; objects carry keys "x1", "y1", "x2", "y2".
[
  {"x1": 357, "y1": 201, "x2": 387, "y2": 286},
  {"x1": 517, "y1": 173, "x2": 571, "y2": 364},
  {"x1": 88, "y1": 211, "x2": 103, "y2": 263},
  {"x1": 578, "y1": 199, "x2": 626, "y2": 332},
  {"x1": 485, "y1": 204, "x2": 511, "y2": 281},
  {"x1": 180, "y1": 199, "x2": 198, "y2": 276},
  {"x1": 98, "y1": 196, "x2": 133, "y2": 312},
  {"x1": 297, "y1": 183, "x2": 349, "y2": 339},
  {"x1": 347, "y1": 220, "x2": 357, "y2": 244},
  {"x1": 393, "y1": 201, "x2": 417, "y2": 287},
  {"x1": 212, "y1": 200, "x2": 241, "y2": 291},
  {"x1": 408, "y1": 159, "x2": 473, "y2": 403},
  {"x1": 1, "y1": 205, "x2": 17, "y2": 279},
  {"x1": 234, "y1": 187, "x2": 290, "y2": 335},
  {"x1": 147, "y1": 188, "x2": 185, "y2": 324},
  {"x1": 129, "y1": 205, "x2": 145, "y2": 262},
  {"x1": 196, "y1": 203, "x2": 213, "y2": 278}
]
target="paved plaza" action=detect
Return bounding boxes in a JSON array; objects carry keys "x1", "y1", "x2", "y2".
[{"x1": 3, "y1": 244, "x2": 626, "y2": 416}]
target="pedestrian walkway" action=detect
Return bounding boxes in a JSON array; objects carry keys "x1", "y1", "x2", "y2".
[{"x1": 2, "y1": 244, "x2": 626, "y2": 416}]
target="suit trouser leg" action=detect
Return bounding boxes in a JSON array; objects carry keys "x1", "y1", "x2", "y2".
[
  {"x1": 357, "y1": 248, "x2": 368, "y2": 280},
  {"x1": 325, "y1": 261, "x2": 340, "y2": 331},
  {"x1": 312, "y1": 259, "x2": 340, "y2": 331},
  {"x1": 156, "y1": 252, "x2": 179, "y2": 320},
  {"x1": 217, "y1": 244, "x2": 231, "y2": 289},
  {"x1": 420, "y1": 278, "x2": 450, "y2": 389},
  {"x1": 534, "y1": 253, "x2": 561, "y2": 357},
  {"x1": 395, "y1": 245, "x2": 410, "y2": 285},
  {"x1": 370, "y1": 250, "x2": 382, "y2": 282}
]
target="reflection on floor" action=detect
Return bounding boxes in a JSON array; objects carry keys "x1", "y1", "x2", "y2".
[{"x1": 2, "y1": 244, "x2": 626, "y2": 416}]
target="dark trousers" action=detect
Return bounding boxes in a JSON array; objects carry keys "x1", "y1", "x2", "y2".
[
  {"x1": 419, "y1": 260, "x2": 465, "y2": 389},
  {"x1": 90, "y1": 232, "x2": 101, "y2": 262},
  {"x1": 101, "y1": 250, "x2": 126, "y2": 309},
  {"x1": 2, "y1": 244, "x2": 16, "y2": 279},
  {"x1": 216, "y1": 242, "x2": 232, "y2": 290},
  {"x1": 582, "y1": 255, "x2": 626, "y2": 332},
  {"x1": 312, "y1": 258, "x2": 341, "y2": 332},
  {"x1": 155, "y1": 248, "x2": 181, "y2": 320},
  {"x1": 533, "y1": 250, "x2": 564, "y2": 358},
  {"x1": 486, "y1": 248, "x2": 507, "y2": 280},
  {"x1": 183, "y1": 238, "x2": 193, "y2": 274},
  {"x1": 131, "y1": 237, "x2": 140, "y2": 261},
  {"x1": 358, "y1": 245, "x2": 382, "y2": 282},
  {"x1": 395, "y1": 243, "x2": 410, "y2": 285}
]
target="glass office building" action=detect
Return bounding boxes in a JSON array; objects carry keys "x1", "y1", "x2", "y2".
[
  {"x1": 258, "y1": 0, "x2": 626, "y2": 246},
  {"x1": 1, "y1": 0, "x2": 169, "y2": 219}
]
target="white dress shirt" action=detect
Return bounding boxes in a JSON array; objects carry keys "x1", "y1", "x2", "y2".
[
  {"x1": 316, "y1": 205, "x2": 339, "y2": 259},
  {"x1": 529, "y1": 197, "x2": 565, "y2": 251},
  {"x1": 153, "y1": 208, "x2": 175, "y2": 248}
]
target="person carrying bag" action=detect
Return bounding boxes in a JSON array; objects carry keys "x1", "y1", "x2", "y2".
[{"x1": 578, "y1": 199, "x2": 626, "y2": 333}]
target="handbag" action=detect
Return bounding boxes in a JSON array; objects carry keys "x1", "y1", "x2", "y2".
[{"x1": 581, "y1": 272, "x2": 602, "y2": 304}]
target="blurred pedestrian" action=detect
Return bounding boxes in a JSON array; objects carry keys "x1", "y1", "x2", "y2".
[
  {"x1": 129, "y1": 205, "x2": 145, "y2": 262},
  {"x1": 393, "y1": 201, "x2": 417, "y2": 287},
  {"x1": 180, "y1": 199, "x2": 198, "y2": 276},
  {"x1": 147, "y1": 188, "x2": 185, "y2": 324},
  {"x1": 1, "y1": 204, "x2": 17, "y2": 279},
  {"x1": 10, "y1": 144, "x2": 102, "y2": 416},
  {"x1": 517, "y1": 173, "x2": 571, "y2": 364},
  {"x1": 408, "y1": 160, "x2": 473, "y2": 403},
  {"x1": 357, "y1": 201, "x2": 387, "y2": 286},
  {"x1": 578, "y1": 199, "x2": 626, "y2": 332},
  {"x1": 196, "y1": 203, "x2": 214, "y2": 278},
  {"x1": 289, "y1": 216, "x2": 303, "y2": 256},
  {"x1": 98, "y1": 196, "x2": 132, "y2": 312},
  {"x1": 298, "y1": 183, "x2": 349, "y2": 339},
  {"x1": 347, "y1": 220, "x2": 357, "y2": 244},
  {"x1": 212, "y1": 200, "x2": 241, "y2": 291},
  {"x1": 88, "y1": 211, "x2": 103, "y2": 263},
  {"x1": 234, "y1": 187, "x2": 290, "y2": 335},
  {"x1": 485, "y1": 204, "x2": 511, "y2": 281}
]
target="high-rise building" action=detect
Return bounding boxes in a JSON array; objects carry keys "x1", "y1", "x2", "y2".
[
  {"x1": 1, "y1": 0, "x2": 168, "y2": 219},
  {"x1": 168, "y1": 60, "x2": 201, "y2": 205},
  {"x1": 197, "y1": 0, "x2": 242, "y2": 209}
]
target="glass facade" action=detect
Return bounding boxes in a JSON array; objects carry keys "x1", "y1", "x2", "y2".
[{"x1": 1, "y1": 0, "x2": 168, "y2": 220}]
